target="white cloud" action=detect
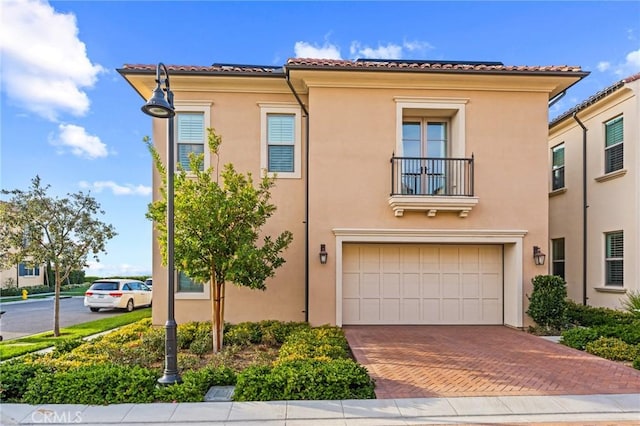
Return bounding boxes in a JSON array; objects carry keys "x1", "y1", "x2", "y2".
[
  {"x1": 597, "y1": 48, "x2": 640, "y2": 77},
  {"x1": 85, "y1": 261, "x2": 151, "y2": 277},
  {"x1": 350, "y1": 40, "x2": 433, "y2": 60},
  {"x1": 0, "y1": 0, "x2": 104, "y2": 121},
  {"x1": 294, "y1": 41, "x2": 342, "y2": 59},
  {"x1": 49, "y1": 124, "x2": 108, "y2": 159},
  {"x1": 78, "y1": 180, "x2": 152, "y2": 196}
]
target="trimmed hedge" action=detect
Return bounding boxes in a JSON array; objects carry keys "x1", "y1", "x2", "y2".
[
  {"x1": 278, "y1": 326, "x2": 349, "y2": 362},
  {"x1": 0, "y1": 361, "x2": 53, "y2": 402},
  {"x1": 565, "y1": 301, "x2": 634, "y2": 327},
  {"x1": 234, "y1": 359, "x2": 375, "y2": 401},
  {"x1": 155, "y1": 365, "x2": 236, "y2": 402},
  {"x1": 526, "y1": 275, "x2": 567, "y2": 330},
  {"x1": 585, "y1": 337, "x2": 639, "y2": 362},
  {"x1": 561, "y1": 321, "x2": 640, "y2": 350}
]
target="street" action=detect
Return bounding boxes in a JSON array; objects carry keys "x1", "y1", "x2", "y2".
[{"x1": 0, "y1": 297, "x2": 125, "y2": 340}]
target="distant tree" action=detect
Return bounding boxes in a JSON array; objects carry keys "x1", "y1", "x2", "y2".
[
  {"x1": 0, "y1": 177, "x2": 116, "y2": 336},
  {"x1": 146, "y1": 130, "x2": 293, "y2": 353}
]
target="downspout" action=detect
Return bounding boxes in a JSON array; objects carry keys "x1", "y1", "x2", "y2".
[
  {"x1": 572, "y1": 112, "x2": 588, "y2": 306},
  {"x1": 284, "y1": 68, "x2": 310, "y2": 322}
]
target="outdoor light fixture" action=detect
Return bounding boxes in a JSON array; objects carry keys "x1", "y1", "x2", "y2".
[
  {"x1": 533, "y1": 246, "x2": 546, "y2": 266},
  {"x1": 319, "y1": 244, "x2": 328, "y2": 264},
  {"x1": 141, "y1": 63, "x2": 181, "y2": 385}
]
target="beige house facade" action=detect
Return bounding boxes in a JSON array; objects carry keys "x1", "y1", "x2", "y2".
[
  {"x1": 120, "y1": 59, "x2": 586, "y2": 329},
  {"x1": 0, "y1": 263, "x2": 46, "y2": 289},
  {"x1": 549, "y1": 73, "x2": 639, "y2": 309}
]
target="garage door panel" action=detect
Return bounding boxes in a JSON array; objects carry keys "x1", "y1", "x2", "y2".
[{"x1": 342, "y1": 244, "x2": 503, "y2": 325}]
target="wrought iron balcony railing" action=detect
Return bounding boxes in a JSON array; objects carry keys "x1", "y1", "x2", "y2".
[{"x1": 391, "y1": 156, "x2": 474, "y2": 197}]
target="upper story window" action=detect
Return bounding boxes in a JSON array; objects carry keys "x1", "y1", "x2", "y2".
[
  {"x1": 551, "y1": 143, "x2": 565, "y2": 190},
  {"x1": 173, "y1": 103, "x2": 212, "y2": 172},
  {"x1": 605, "y1": 231, "x2": 623, "y2": 286},
  {"x1": 259, "y1": 103, "x2": 302, "y2": 179},
  {"x1": 18, "y1": 263, "x2": 40, "y2": 277},
  {"x1": 604, "y1": 116, "x2": 623, "y2": 174},
  {"x1": 402, "y1": 119, "x2": 449, "y2": 195},
  {"x1": 551, "y1": 238, "x2": 565, "y2": 280}
]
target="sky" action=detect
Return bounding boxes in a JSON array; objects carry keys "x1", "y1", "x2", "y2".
[{"x1": 1, "y1": 0, "x2": 639, "y2": 278}]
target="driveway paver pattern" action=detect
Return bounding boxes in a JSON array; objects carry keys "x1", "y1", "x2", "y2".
[{"x1": 343, "y1": 325, "x2": 640, "y2": 399}]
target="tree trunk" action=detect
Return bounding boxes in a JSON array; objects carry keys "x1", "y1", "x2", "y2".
[
  {"x1": 212, "y1": 278, "x2": 224, "y2": 353},
  {"x1": 53, "y1": 268, "x2": 61, "y2": 337}
]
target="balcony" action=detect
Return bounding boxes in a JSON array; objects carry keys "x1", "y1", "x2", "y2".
[{"x1": 389, "y1": 156, "x2": 478, "y2": 217}]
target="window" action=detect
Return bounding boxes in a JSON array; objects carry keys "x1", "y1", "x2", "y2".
[
  {"x1": 172, "y1": 103, "x2": 211, "y2": 172},
  {"x1": 551, "y1": 144, "x2": 565, "y2": 190},
  {"x1": 401, "y1": 120, "x2": 449, "y2": 194},
  {"x1": 18, "y1": 263, "x2": 40, "y2": 276},
  {"x1": 267, "y1": 114, "x2": 295, "y2": 172},
  {"x1": 604, "y1": 116, "x2": 623, "y2": 174},
  {"x1": 605, "y1": 231, "x2": 623, "y2": 286},
  {"x1": 551, "y1": 238, "x2": 565, "y2": 279},
  {"x1": 260, "y1": 104, "x2": 301, "y2": 178},
  {"x1": 177, "y1": 271, "x2": 203, "y2": 293}
]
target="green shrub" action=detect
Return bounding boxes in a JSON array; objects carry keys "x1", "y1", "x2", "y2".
[
  {"x1": 22, "y1": 364, "x2": 157, "y2": 405},
  {"x1": 1, "y1": 285, "x2": 53, "y2": 297},
  {"x1": 526, "y1": 275, "x2": 568, "y2": 330},
  {"x1": 621, "y1": 291, "x2": 640, "y2": 318},
  {"x1": 565, "y1": 300, "x2": 634, "y2": 326},
  {"x1": 224, "y1": 322, "x2": 263, "y2": 346},
  {"x1": 189, "y1": 336, "x2": 212, "y2": 356},
  {"x1": 0, "y1": 361, "x2": 52, "y2": 402},
  {"x1": 258, "y1": 320, "x2": 309, "y2": 345},
  {"x1": 585, "y1": 337, "x2": 639, "y2": 361},
  {"x1": 633, "y1": 357, "x2": 640, "y2": 370},
  {"x1": 53, "y1": 338, "x2": 84, "y2": 354},
  {"x1": 278, "y1": 326, "x2": 349, "y2": 362},
  {"x1": 140, "y1": 326, "x2": 165, "y2": 359},
  {"x1": 234, "y1": 359, "x2": 374, "y2": 401},
  {"x1": 560, "y1": 327, "x2": 600, "y2": 350},
  {"x1": 155, "y1": 365, "x2": 235, "y2": 402}
]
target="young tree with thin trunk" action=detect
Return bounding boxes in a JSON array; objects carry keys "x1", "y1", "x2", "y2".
[
  {"x1": 0, "y1": 177, "x2": 116, "y2": 336},
  {"x1": 146, "y1": 130, "x2": 293, "y2": 353}
]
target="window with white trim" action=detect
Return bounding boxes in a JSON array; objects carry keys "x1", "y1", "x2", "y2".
[
  {"x1": 177, "y1": 271, "x2": 203, "y2": 293},
  {"x1": 260, "y1": 104, "x2": 302, "y2": 178},
  {"x1": 551, "y1": 143, "x2": 565, "y2": 190},
  {"x1": 604, "y1": 116, "x2": 623, "y2": 174},
  {"x1": 605, "y1": 231, "x2": 623, "y2": 286},
  {"x1": 551, "y1": 238, "x2": 565, "y2": 280},
  {"x1": 173, "y1": 103, "x2": 211, "y2": 172}
]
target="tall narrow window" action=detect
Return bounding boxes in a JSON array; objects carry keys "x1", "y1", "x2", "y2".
[
  {"x1": 551, "y1": 238, "x2": 565, "y2": 279},
  {"x1": 604, "y1": 116, "x2": 623, "y2": 174},
  {"x1": 551, "y1": 144, "x2": 565, "y2": 190},
  {"x1": 605, "y1": 231, "x2": 623, "y2": 286},
  {"x1": 267, "y1": 114, "x2": 295, "y2": 173},
  {"x1": 176, "y1": 112, "x2": 205, "y2": 171}
]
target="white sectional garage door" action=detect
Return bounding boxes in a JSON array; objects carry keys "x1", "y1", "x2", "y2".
[{"x1": 342, "y1": 244, "x2": 503, "y2": 325}]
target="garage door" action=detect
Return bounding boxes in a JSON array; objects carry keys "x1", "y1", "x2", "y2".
[{"x1": 342, "y1": 244, "x2": 503, "y2": 325}]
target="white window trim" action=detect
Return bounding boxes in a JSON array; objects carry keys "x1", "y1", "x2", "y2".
[
  {"x1": 259, "y1": 103, "x2": 302, "y2": 179},
  {"x1": 551, "y1": 143, "x2": 565, "y2": 191},
  {"x1": 394, "y1": 97, "x2": 467, "y2": 158},
  {"x1": 173, "y1": 102, "x2": 212, "y2": 172},
  {"x1": 604, "y1": 230, "x2": 624, "y2": 287},
  {"x1": 603, "y1": 115, "x2": 623, "y2": 174}
]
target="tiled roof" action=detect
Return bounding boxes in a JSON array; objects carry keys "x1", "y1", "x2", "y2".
[
  {"x1": 286, "y1": 58, "x2": 584, "y2": 74},
  {"x1": 121, "y1": 58, "x2": 585, "y2": 76},
  {"x1": 550, "y1": 72, "x2": 640, "y2": 126}
]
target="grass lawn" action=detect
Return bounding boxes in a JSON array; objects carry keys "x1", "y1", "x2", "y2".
[{"x1": 0, "y1": 308, "x2": 151, "y2": 360}]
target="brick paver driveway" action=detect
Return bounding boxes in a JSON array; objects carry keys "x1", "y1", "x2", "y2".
[{"x1": 344, "y1": 325, "x2": 640, "y2": 399}]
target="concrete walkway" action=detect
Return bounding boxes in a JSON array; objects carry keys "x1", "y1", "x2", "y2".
[{"x1": 2, "y1": 393, "x2": 639, "y2": 425}]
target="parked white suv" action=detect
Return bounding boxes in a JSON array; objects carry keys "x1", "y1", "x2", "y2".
[{"x1": 84, "y1": 279, "x2": 152, "y2": 312}]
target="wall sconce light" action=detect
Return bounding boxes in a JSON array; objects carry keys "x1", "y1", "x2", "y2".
[
  {"x1": 533, "y1": 246, "x2": 546, "y2": 266},
  {"x1": 319, "y1": 244, "x2": 328, "y2": 264}
]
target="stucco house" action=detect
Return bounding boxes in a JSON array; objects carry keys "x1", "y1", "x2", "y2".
[
  {"x1": 548, "y1": 73, "x2": 639, "y2": 309},
  {"x1": 0, "y1": 263, "x2": 46, "y2": 289},
  {"x1": 120, "y1": 58, "x2": 587, "y2": 329}
]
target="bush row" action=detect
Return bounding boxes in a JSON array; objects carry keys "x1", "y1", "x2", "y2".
[
  {"x1": 561, "y1": 321, "x2": 640, "y2": 350},
  {"x1": 565, "y1": 300, "x2": 635, "y2": 327}
]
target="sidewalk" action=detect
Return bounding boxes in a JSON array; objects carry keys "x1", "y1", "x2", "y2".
[{"x1": 2, "y1": 393, "x2": 639, "y2": 425}]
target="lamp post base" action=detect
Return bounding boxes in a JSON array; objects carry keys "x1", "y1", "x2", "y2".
[
  {"x1": 157, "y1": 373, "x2": 182, "y2": 385},
  {"x1": 157, "y1": 319, "x2": 182, "y2": 385}
]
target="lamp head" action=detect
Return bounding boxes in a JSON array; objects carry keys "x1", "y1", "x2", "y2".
[{"x1": 141, "y1": 86, "x2": 175, "y2": 118}]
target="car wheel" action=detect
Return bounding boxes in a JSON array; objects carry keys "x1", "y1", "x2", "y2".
[
  {"x1": 126, "y1": 299, "x2": 134, "y2": 312},
  {"x1": 90, "y1": 307, "x2": 100, "y2": 312}
]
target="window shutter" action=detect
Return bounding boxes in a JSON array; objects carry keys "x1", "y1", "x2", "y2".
[
  {"x1": 605, "y1": 117, "x2": 623, "y2": 147},
  {"x1": 178, "y1": 113, "x2": 205, "y2": 142},
  {"x1": 268, "y1": 146, "x2": 294, "y2": 172},
  {"x1": 267, "y1": 115, "x2": 295, "y2": 145}
]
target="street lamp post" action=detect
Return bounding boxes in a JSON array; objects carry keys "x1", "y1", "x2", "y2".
[{"x1": 141, "y1": 62, "x2": 181, "y2": 385}]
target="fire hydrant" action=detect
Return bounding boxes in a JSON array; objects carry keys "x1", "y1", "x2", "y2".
[{"x1": 22, "y1": 289, "x2": 28, "y2": 300}]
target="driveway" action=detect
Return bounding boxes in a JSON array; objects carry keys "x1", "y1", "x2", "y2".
[{"x1": 343, "y1": 325, "x2": 640, "y2": 399}]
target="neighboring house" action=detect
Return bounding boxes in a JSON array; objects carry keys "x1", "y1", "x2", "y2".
[
  {"x1": 120, "y1": 58, "x2": 586, "y2": 329},
  {"x1": 548, "y1": 73, "x2": 639, "y2": 310},
  {"x1": 0, "y1": 262, "x2": 46, "y2": 289}
]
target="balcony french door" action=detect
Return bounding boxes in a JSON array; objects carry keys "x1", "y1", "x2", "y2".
[{"x1": 402, "y1": 120, "x2": 448, "y2": 195}]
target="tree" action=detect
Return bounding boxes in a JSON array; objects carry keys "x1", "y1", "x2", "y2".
[
  {"x1": 146, "y1": 130, "x2": 293, "y2": 353},
  {"x1": 0, "y1": 177, "x2": 116, "y2": 336}
]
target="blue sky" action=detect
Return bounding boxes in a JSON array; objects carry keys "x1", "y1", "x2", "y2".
[{"x1": 1, "y1": 0, "x2": 639, "y2": 277}]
